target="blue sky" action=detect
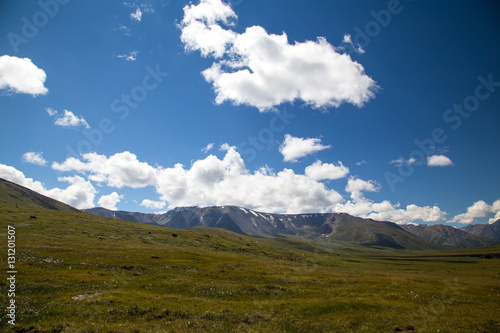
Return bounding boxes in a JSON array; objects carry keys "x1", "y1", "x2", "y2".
[{"x1": 1, "y1": 0, "x2": 499, "y2": 226}]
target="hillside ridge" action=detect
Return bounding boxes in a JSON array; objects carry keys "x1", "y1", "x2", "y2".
[{"x1": 0, "y1": 177, "x2": 80, "y2": 212}]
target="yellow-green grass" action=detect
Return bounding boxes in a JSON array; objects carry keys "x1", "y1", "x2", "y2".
[{"x1": 1, "y1": 209, "x2": 499, "y2": 332}]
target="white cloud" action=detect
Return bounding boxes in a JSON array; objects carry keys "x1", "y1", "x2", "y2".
[
  {"x1": 342, "y1": 34, "x2": 365, "y2": 54},
  {"x1": 330, "y1": 177, "x2": 446, "y2": 224},
  {"x1": 0, "y1": 164, "x2": 96, "y2": 209},
  {"x1": 3, "y1": 145, "x2": 452, "y2": 223},
  {"x1": 51, "y1": 109, "x2": 90, "y2": 129},
  {"x1": 389, "y1": 157, "x2": 417, "y2": 167},
  {"x1": 427, "y1": 155, "x2": 454, "y2": 167},
  {"x1": 219, "y1": 143, "x2": 236, "y2": 151},
  {"x1": 131, "y1": 7, "x2": 143, "y2": 22},
  {"x1": 46, "y1": 108, "x2": 89, "y2": 128},
  {"x1": 46, "y1": 176, "x2": 97, "y2": 209},
  {"x1": 356, "y1": 160, "x2": 366, "y2": 166},
  {"x1": 490, "y1": 200, "x2": 500, "y2": 224},
  {"x1": 155, "y1": 148, "x2": 343, "y2": 214},
  {"x1": 201, "y1": 143, "x2": 215, "y2": 153},
  {"x1": 179, "y1": 0, "x2": 378, "y2": 111},
  {"x1": 46, "y1": 107, "x2": 58, "y2": 116},
  {"x1": 22, "y1": 152, "x2": 47, "y2": 166},
  {"x1": 181, "y1": 20, "x2": 236, "y2": 58},
  {"x1": 140, "y1": 3, "x2": 154, "y2": 13},
  {"x1": 0, "y1": 55, "x2": 48, "y2": 96},
  {"x1": 140, "y1": 199, "x2": 166, "y2": 210},
  {"x1": 448, "y1": 199, "x2": 500, "y2": 224},
  {"x1": 305, "y1": 160, "x2": 349, "y2": 180},
  {"x1": 52, "y1": 146, "x2": 343, "y2": 214},
  {"x1": 361, "y1": 204, "x2": 447, "y2": 225},
  {"x1": 345, "y1": 177, "x2": 380, "y2": 201},
  {"x1": 279, "y1": 134, "x2": 331, "y2": 163},
  {"x1": 50, "y1": 146, "x2": 445, "y2": 220},
  {"x1": 179, "y1": 0, "x2": 236, "y2": 58},
  {"x1": 0, "y1": 163, "x2": 47, "y2": 194},
  {"x1": 117, "y1": 51, "x2": 139, "y2": 61},
  {"x1": 98, "y1": 192, "x2": 123, "y2": 211},
  {"x1": 52, "y1": 151, "x2": 157, "y2": 189},
  {"x1": 116, "y1": 25, "x2": 132, "y2": 36},
  {"x1": 182, "y1": 0, "x2": 236, "y2": 26}
]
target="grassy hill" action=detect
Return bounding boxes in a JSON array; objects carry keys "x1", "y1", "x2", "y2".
[
  {"x1": 315, "y1": 214, "x2": 451, "y2": 251},
  {"x1": 0, "y1": 178, "x2": 79, "y2": 212},
  {"x1": 0, "y1": 179, "x2": 499, "y2": 332},
  {"x1": 0, "y1": 211, "x2": 499, "y2": 331}
]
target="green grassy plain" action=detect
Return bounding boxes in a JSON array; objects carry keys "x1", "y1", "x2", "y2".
[{"x1": 1, "y1": 208, "x2": 499, "y2": 332}]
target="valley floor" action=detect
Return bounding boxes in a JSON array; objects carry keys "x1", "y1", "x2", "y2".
[{"x1": 1, "y1": 210, "x2": 499, "y2": 332}]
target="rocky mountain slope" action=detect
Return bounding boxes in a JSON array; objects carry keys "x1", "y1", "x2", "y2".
[
  {"x1": 401, "y1": 223, "x2": 498, "y2": 248},
  {"x1": 86, "y1": 206, "x2": 448, "y2": 250},
  {"x1": 461, "y1": 220, "x2": 500, "y2": 240}
]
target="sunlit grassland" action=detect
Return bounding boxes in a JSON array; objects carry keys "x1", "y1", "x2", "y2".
[{"x1": 1, "y1": 209, "x2": 499, "y2": 332}]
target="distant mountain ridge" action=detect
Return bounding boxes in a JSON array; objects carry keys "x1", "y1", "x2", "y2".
[
  {"x1": 461, "y1": 220, "x2": 500, "y2": 240},
  {"x1": 401, "y1": 223, "x2": 498, "y2": 248},
  {"x1": 86, "y1": 206, "x2": 500, "y2": 250},
  {"x1": 86, "y1": 206, "x2": 450, "y2": 250}
]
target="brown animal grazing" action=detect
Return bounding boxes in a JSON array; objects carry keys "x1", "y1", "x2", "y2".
[
  {"x1": 172, "y1": 233, "x2": 178, "y2": 237},
  {"x1": 30, "y1": 216, "x2": 37, "y2": 220}
]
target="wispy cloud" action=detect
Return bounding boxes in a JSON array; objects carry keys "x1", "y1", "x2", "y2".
[
  {"x1": 130, "y1": 7, "x2": 143, "y2": 22},
  {"x1": 46, "y1": 107, "x2": 58, "y2": 116},
  {"x1": 115, "y1": 25, "x2": 132, "y2": 37},
  {"x1": 201, "y1": 143, "x2": 214, "y2": 153},
  {"x1": 49, "y1": 109, "x2": 90, "y2": 129},
  {"x1": 389, "y1": 157, "x2": 417, "y2": 167},
  {"x1": 139, "y1": 3, "x2": 154, "y2": 13},
  {"x1": 117, "y1": 51, "x2": 139, "y2": 61},
  {"x1": 342, "y1": 34, "x2": 365, "y2": 54},
  {"x1": 22, "y1": 152, "x2": 47, "y2": 166}
]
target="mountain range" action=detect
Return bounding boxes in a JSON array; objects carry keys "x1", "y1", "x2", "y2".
[
  {"x1": 1, "y1": 177, "x2": 498, "y2": 251},
  {"x1": 85, "y1": 205, "x2": 500, "y2": 250},
  {"x1": 401, "y1": 223, "x2": 499, "y2": 248}
]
